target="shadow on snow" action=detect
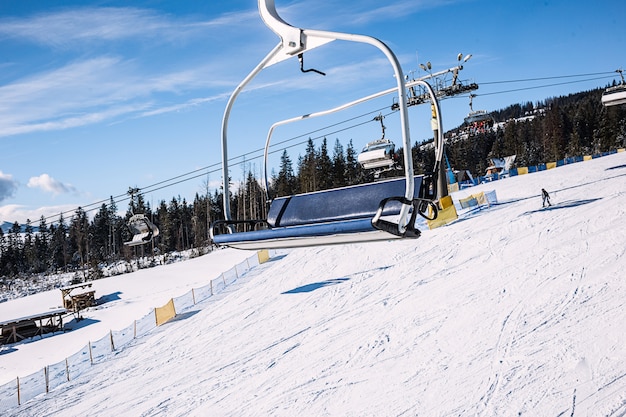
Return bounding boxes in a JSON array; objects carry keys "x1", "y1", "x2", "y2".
[
  {"x1": 523, "y1": 198, "x2": 601, "y2": 215},
  {"x1": 282, "y1": 278, "x2": 350, "y2": 294}
]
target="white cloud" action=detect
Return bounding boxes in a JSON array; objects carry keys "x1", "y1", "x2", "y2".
[
  {"x1": 27, "y1": 174, "x2": 77, "y2": 195},
  {"x1": 0, "y1": 7, "x2": 256, "y2": 47},
  {"x1": 0, "y1": 171, "x2": 18, "y2": 202},
  {"x1": 0, "y1": 56, "x2": 233, "y2": 137},
  {"x1": 0, "y1": 203, "x2": 79, "y2": 225},
  {"x1": 0, "y1": 5, "x2": 264, "y2": 139},
  {"x1": 282, "y1": 0, "x2": 468, "y2": 28}
]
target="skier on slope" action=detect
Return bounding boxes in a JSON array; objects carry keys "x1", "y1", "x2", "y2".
[{"x1": 541, "y1": 188, "x2": 552, "y2": 207}]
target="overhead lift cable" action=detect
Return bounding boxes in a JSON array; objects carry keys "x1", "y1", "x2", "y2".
[{"x1": 38, "y1": 70, "x2": 619, "y2": 225}]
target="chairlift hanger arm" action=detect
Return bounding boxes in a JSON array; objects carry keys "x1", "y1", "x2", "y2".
[
  {"x1": 212, "y1": 0, "x2": 446, "y2": 248},
  {"x1": 220, "y1": 42, "x2": 284, "y2": 221},
  {"x1": 222, "y1": 0, "x2": 414, "y2": 224}
]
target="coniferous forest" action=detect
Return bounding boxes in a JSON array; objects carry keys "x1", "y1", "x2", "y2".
[{"x1": 0, "y1": 87, "x2": 624, "y2": 284}]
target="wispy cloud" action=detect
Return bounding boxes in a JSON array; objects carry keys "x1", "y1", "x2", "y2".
[
  {"x1": 139, "y1": 94, "x2": 231, "y2": 118},
  {"x1": 0, "y1": 171, "x2": 18, "y2": 202},
  {"x1": 0, "y1": 56, "x2": 234, "y2": 137},
  {"x1": 0, "y1": 4, "x2": 268, "y2": 139},
  {"x1": 27, "y1": 174, "x2": 77, "y2": 195},
  {"x1": 341, "y1": 0, "x2": 435, "y2": 25},
  {"x1": 0, "y1": 7, "x2": 257, "y2": 47},
  {"x1": 284, "y1": 0, "x2": 466, "y2": 28},
  {"x1": 0, "y1": 2, "x2": 441, "y2": 140}
]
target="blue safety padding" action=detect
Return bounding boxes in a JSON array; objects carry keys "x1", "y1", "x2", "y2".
[
  {"x1": 211, "y1": 218, "x2": 376, "y2": 245},
  {"x1": 267, "y1": 176, "x2": 423, "y2": 227}
]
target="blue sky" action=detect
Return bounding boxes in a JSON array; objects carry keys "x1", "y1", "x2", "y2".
[{"x1": 0, "y1": 0, "x2": 623, "y2": 225}]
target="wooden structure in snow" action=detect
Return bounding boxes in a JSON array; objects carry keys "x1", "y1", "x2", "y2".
[
  {"x1": 0, "y1": 308, "x2": 67, "y2": 345},
  {"x1": 60, "y1": 282, "x2": 96, "y2": 314}
]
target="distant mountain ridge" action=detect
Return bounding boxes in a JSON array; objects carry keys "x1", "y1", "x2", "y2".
[{"x1": 0, "y1": 221, "x2": 40, "y2": 234}]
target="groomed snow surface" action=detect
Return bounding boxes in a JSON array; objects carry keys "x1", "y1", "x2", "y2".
[{"x1": 2, "y1": 151, "x2": 626, "y2": 416}]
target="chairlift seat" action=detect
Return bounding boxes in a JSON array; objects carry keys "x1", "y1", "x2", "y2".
[
  {"x1": 464, "y1": 110, "x2": 492, "y2": 124},
  {"x1": 124, "y1": 214, "x2": 159, "y2": 246},
  {"x1": 212, "y1": 176, "x2": 424, "y2": 249},
  {"x1": 268, "y1": 175, "x2": 422, "y2": 227},
  {"x1": 357, "y1": 139, "x2": 396, "y2": 170},
  {"x1": 125, "y1": 231, "x2": 152, "y2": 247},
  {"x1": 601, "y1": 85, "x2": 626, "y2": 107},
  {"x1": 213, "y1": 0, "x2": 444, "y2": 250}
]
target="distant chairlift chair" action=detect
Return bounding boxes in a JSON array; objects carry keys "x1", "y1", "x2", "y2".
[
  {"x1": 464, "y1": 94, "x2": 493, "y2": 125},
  {"x1": 124, "y1": 214, "x2": 159, "y2": 247},
  {"x1": 357, "y1": 114, "x2": 400, "y2": 174},
  {"x1": 601, "y1": 69, "x2": 626, "y2": 107},
  {"x1": 209, "y1": 0, "x2": 444, "y2": 250}
]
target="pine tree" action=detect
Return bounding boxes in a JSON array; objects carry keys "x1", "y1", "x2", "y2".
[
  {"x1": 298, "y1": 138, "x2": 318, "y2": 192},
  {"x1": 91, "y1": 203, "x2": 112, "y2": 262},
  {"x1": 543, "y1": 102, "x2": 567, "y2": 162},
  {"x1": 317, "y1": 137, "x2": 333, "y2": 190},
  {"x1": 274, "y1": 149, "x2": 297, "y2": 197},
  {"x1": 23, "y1": 219, "x2": 35, "y2": 273},
  {"x1": 107, "y1": 196, "x2": 122, "y2": 259},
  {"x1": 34, "y1": 215, "x2": 50, "y2": 273},
  {"x1": 2, "y1": 222, "x2": 22, "y2": 277},
  {"x1": 331, "y1": 139, "x2": 347, "y2": 187},
  {"x1": 69, "y1": 207, "x2": 89, "y2": 279},
  {"x1": 192, "y1": 193, "x2": 206, "y2": 247},
  {"x1": 345, "y1": 139, "x2": 361, "y2": 185},
  {"x1": 168, "y1": 197, "x2": 182, "y2": 251},
  {"x1": 156, "y1": 200, "x2": 171, "y2": 254},
  {"x1": 50, "y1": 214, "x2": 69, "y2": 273}
]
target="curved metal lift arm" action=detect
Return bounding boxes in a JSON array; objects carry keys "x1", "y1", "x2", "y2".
[
  {"x1": 221, "y1": 0, "x2": 414, "y2": 228},
  {"x1": 214, "y1": 0, "x2": 445, "y2": 249}
]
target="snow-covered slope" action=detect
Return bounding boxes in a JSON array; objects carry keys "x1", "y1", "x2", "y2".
[
  {"x1": 0, "y1": 249, "x2": 253, "y2": 382},
  {"x1": 4, "y1": 151, "x2": 626, "y2": 416}
]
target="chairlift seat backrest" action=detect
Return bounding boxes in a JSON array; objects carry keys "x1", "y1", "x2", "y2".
[
  {"x1": 124, "y1": 214, "x2": 159, "y2": 246},
  {"x1": 129, "y1": 220, "x2": 151, "y2": 234},
  {"x1": 267, "y1": 175, "x2": 424, "y2": 228}
]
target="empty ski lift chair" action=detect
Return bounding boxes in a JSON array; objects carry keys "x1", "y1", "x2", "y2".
[
  {"x1": 210, "y1": 0, "x2": 444, "y2": 250},
  {"x1": 601, "y1": 69, "x2": 626, "y2": 107},
  {"x1": 464, "y1": 94, "x2": 493, "y2": 125},
  {"x1": 357, "y1": 114, "x2": 398, "y2": 171},
  {"x1": 124, "y1": 214, "x2": 159, "y2": 247}
]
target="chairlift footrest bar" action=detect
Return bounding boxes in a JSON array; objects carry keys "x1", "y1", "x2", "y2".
[{"x1": 372, "y1": 218, "x2": 420, "y2": 238}]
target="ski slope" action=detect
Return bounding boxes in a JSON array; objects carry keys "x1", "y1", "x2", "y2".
[{"x1": 3, "y1": 151, "x2": 626, "y2": 416}]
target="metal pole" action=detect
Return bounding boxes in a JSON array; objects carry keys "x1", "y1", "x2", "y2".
[
  {"x1": 437, "y1": 154, "x2": 448, "y2": 200},
  {"x1": 429, "y1": 102, "x2": 447, "y2": 200}
]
